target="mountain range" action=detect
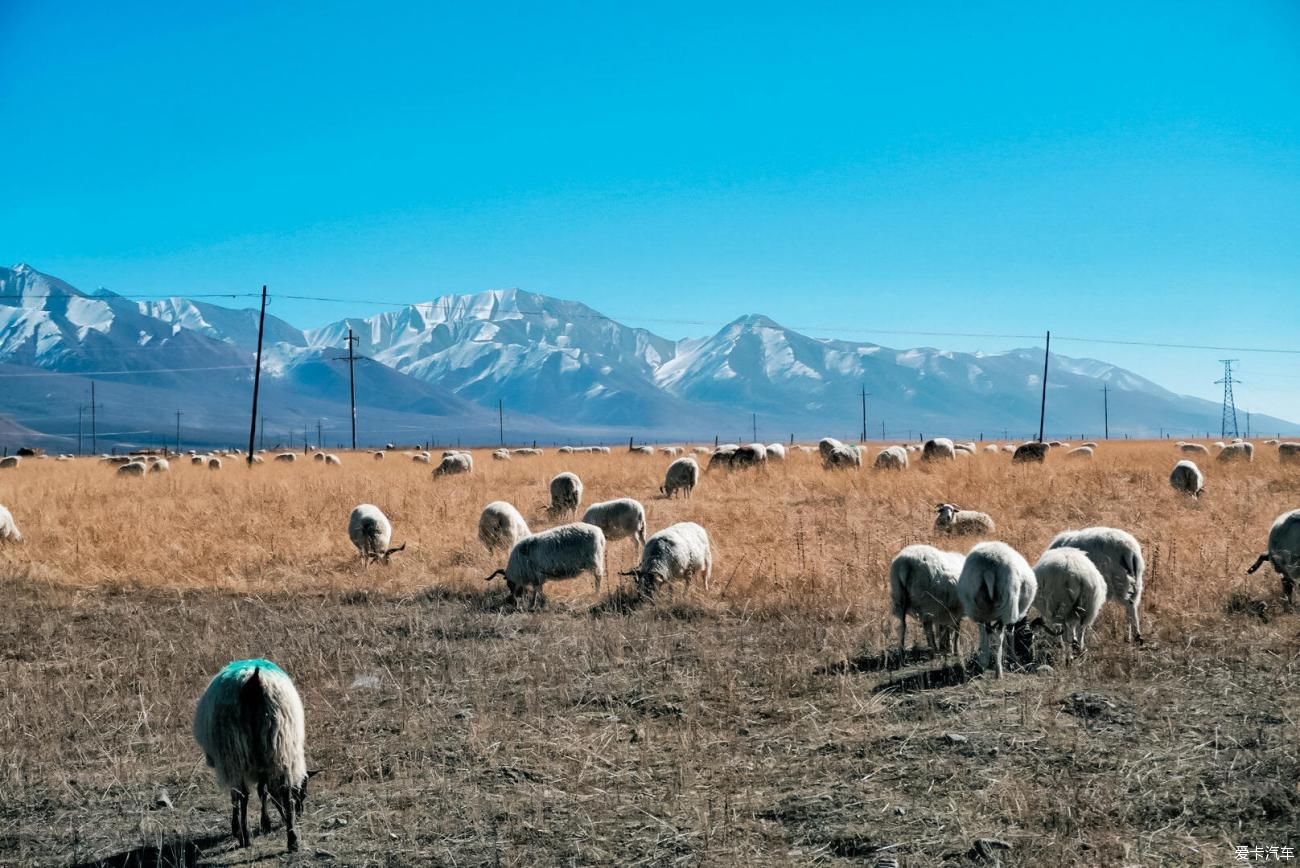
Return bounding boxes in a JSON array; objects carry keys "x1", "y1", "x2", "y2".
[{"x1": 0, "y1": 263, "x2": 1294, "y2": 451}]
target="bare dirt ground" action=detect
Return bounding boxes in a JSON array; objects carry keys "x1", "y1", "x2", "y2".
[{"x1": 0, "y1": 443, "x2": 1297, "y2": 866}]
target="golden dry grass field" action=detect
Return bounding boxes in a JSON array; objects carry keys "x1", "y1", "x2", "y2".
[{"x1": 0, "y1": 442, "x2": 1297, "y2": 866}]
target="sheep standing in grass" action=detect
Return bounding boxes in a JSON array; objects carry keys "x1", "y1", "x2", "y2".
[
  {"x1": 874, "y1": 445, "x2": 908, "y2": 470},
  {"x1": 192, "y1": 455, "x2": 207, "y2": 466},
  {"x1": 478, "y1": 501, "x2": 531, "y2": 554},
  {"x1": 1047, "y1": 527, "x2": 1145, "y2": 643},
  {"x1": 620, "y1": 522, "x2": 712, "y2": 596},
  {"x1": 324, "y1": 454, "x2": 341, "y2": 466},
  {"x1": 1169, "y1": 460, "x2": 1205, "y2": 498},
  {"x1": 661, "y1": 456, "x2": 701, "y2": 499},
  {"x1": 434, "y1": 452, "x2": 473, "y2": 477},
  {"x1": 372, "y1": 451, "x2": 385, "y2": 461},
  {"x1": 922, "y1": 438, "x2": 956, "y2": 462},
  {"x1": 194, "y1": 659, "x2": 312, "y2": 852},
  {"x1": 732, "y1": 444, "x2": 768, "y2": 469},
  {"x1": 1067, "y1": 446, "x2": 1094, "y2": 460},
  {"x1": 117, "y1": 461, "x2": 146, "y2": 477},
  {"x1": 1277, "y1": 443, "x2": 1300, "y2": 464},
  {"x1": 707, "y1": 446, "x2": 737, "y2": 471},
  {"x1": 630, "y1": 445, "x2": 654, "y2": 456},
  {"x1": 818, "y1": 438, "x2": 844, "y2": 461},
  {"x1": 312, "y1": 452, "x2": 325, "y2": 463},
  {"x1": 149, "y1": 458, "x2": 171, "y2": 473},
  {"x1": 274, "y1": 453, "x2": 296, "y2": 463},
  {"x1": 412, "y1": 452, "x2": 431, "y2": 464},
  {"x1": 1180, "y1": 443, "x2": 1210, "y2": 455},
  {"x1": 485, "y1": 522, "x2": 607, "y2": 603},
  {"x1": 957, "y1": 541, "x2": 1038, "y2": 678},
  {"x1": 347, "y1": 504, "x2": 405, "y2": 566},
  {"x1": 889, "y1": 544, "x2": 965, "y2": 658},
  {"x1": 0, "y1": 456, "x2": 21, "y2": 470},
  {"x1": 208, "y1": 457, "x2": 223, "y2": 471},
  {"x1": 824, "y1": 444, "x2": 861, "y2": 469},
  {"x1": 934, "y1": 503, "x2": 995, "y2": 535},
  {"x1": 1247, "y1": 509, "x2": 1300, "y2": 604},
  {"x1": 493, "y1": 449, "x2": 511, "y2": 461},
  {"x1": 1031, "y1": 547, "x2": 1106, "y2": 657},
  {"x1": 582, "y1": 498, "x2": 647, "y2": 554},
  {"x1": 549, "y1": 472, "x2": 584, "y2": 517},
  {"x1": 1217, "y1": 442, "x2": 1254, "y2": 463},
  {"x1": 765, "y1": 443, "x2": 786, "y2": 461},
  {"x1": 0, "y1": 505, "x2": 21, "y2": 543},
  {"x1": 1013, "y1": 442, "x2": 1049, "y2": 463}
]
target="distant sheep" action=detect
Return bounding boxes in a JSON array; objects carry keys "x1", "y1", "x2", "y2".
[
  {"x1": 324, "y1": 454, "x2": 341, "y2": 466},
  {"x1": 191, "y1": 455, "x2": 207, "y2": 466},
  {"x1": 824, "y1": 444, "x2": 861, "y2": 470},
  {"x1": 312, "y1": 452, "x2": 325, "y2": 462},
  {"x1": 957, "y1": 541, "x2": 1038, "y2": 678},
  {"x1": 549, "y1": 472, "x2": 584, "y2": 517},
  {"x1": 659, "y1": 446, "x2": 683, "y2": 457},
  {"x1": 558, "y1": 446, "x2": 574, "y2": 454},
  {"x1": 582, "y1": 498, "x2": 647, "y2": 552},
  {"x1": 922, "y1": 438, "x2": 956, "y2": 462},
  {"x1": 1031, "y1": 547, "x2": 1106, "y2": 656},
  {"x1": 874, "y1": 445, "x2": 908, "y2": 470},
  {"x1": 953, "y1": 444, "x2": 974, "y2": 457},
  {"x1": 1047, "y1": 527, "x2": 1145, "y2": 643},
  {"x1": 117, "y1": 461, "x2": 146, "y2": 477},
  {"x1": 629, "y1": 445, "x2": 654, "y2": 455},
  {"x1": 661, "y1": 456, "x2": 701, "y2": 499},
  {"x1": 889, "y1": 544, "x2": 965, "y2": 657},
  {"x1": 208, "y1": 457, "x2": 223, "y2": 471},
  {"x1": 0, "y1": 505, "x2": 21, "y2": 543},
  {"x1": 478, "y1": 501, "x2": 531, "y2": 554},
  {"x1": 412, "y1": 453, "x2": 431, "y2": 464},
  {"x1": 492, "y1": 449, "x2": 511, "y2": 461},
  {"x1": 1180, "y1": 443, "x2": 1210, "y2": 455},
  {"x1": 1013, "y1": 442, "x2": 1049, "y2": 463},
  {"x1": 149, "y1": 458, "x2": 170, "y2": 473},
  {"x1": 1247, "y1": 509, "x2": 1300, "y2": 604},
  {"x1": 934, "y1": 503, "x2": 995, "y2": 535},
  {"x1": 818, "y1": 437, "x2": 845, "y2": 461},
  {"x1": 984, "y1": 444, "x2": 1000, "y2": 454},
  {"x1": 347, "y1": 503, "x2": 404, "y2": 565},
  {"x1": 620, "y1": 521, "x2": 712, "y2": 595},
  {"x1": 1277, "y1": 443, "x2": 1300, "y2": 464},
  {"x1": 1067, "y1": 446, "x2": 1094, "y2": 460},
  {"x1": 0, "y1": 456, "x2": 20, "y2": 470},
  {"x1": 1217, "y1": 442, "x2": 1254, "y2": 463},
  {"x1": 372, "y1": 451, "x2": 385, "y2": 461},
  {"x1": 691, "y1": 446, "x2": 712, "y2": 455},
  {"x1": 274, "y1": 453, "x2": 297, "y2": 463},
  {"x1": 707, "y1": 446, "x2": 737, "y2": 471},
  {"x1": 764, "y1": 443, "x2": 786, "y2": 461},
  {"x1": 1169, "y1": 460, "x2": 1204, "y2": 498},
  {"x1": 1001, "y1": 444, "x2": 1016, "y2": 453},
  {"x1": 513, "y1": 448, "x2": 543, "y2": 456},
  {"x1": 194, "y1": 659, "x2": 311, "y2": 852},
  {"x1": 434, "y1": 452, "x2": 473, "y2": 477},
  {"x1": 484, "y1": 522, "x2": 607, "y2": 603}
]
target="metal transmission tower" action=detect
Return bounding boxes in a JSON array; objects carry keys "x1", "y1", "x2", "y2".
[{"x1": 1215, "y1": 360, "x2": 1241, "y2": 439}]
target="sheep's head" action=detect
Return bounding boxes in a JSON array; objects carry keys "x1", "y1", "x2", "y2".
[
  {"x1": 379, "y1": 543, "x2": 406, "y2": 564},
  {"x1": 935, "y1": 504, "x2": 958, "y2": 525},
  {"x1": 294, "y1": 769, "x2": 320, "y2": 817}
]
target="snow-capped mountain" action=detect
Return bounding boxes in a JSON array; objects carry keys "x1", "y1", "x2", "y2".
[{"x1": 1, "y1": 263, "x2": 1295, "y2": 449}]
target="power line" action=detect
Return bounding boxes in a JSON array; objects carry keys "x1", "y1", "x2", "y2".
[{"x1": 0, "y1": 364, "x2": 253, "y2": 378}]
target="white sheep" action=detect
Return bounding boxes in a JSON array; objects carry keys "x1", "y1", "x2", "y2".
[
  {"x1": 347, "y1": 503, "x2": 404, "y2": 566},
  {"x1": 549, "y1": 472, "x2": 584, "y2": 517},
  {"x1": 582, "y1": 498, "x2": 647, "y2": 553},
  {"x1": 629, "y1": 445, "x2": 654, "y2": 455},
  {"x1": 1277, "y1": 443, "x2": 1300, "y2": 464},
  {"x1": 984, "y1": 444, "x2": 1000, "y2": 454},
  {"x1": 484, "y1": 522, "x2": 607, "y2": 603},
  {"x1": 691, "y1": 446, "x2": 712, "y2": 455},
  {"x1": 117, "y1": 461, "x2": 146, "y2": 477},
  {"x1": 1247, "y1": 509, "x2": 1300, "y2": 604},
  {"x1": 0, "y1": 456, "x2": 21, "y2": 470},
  {"x1": 889, "y1": 544, "x2": 965, "y2": 657},
  {"x1": 558, "y1": 446, "x2": 574, "y2": 454},
  {"x1": 0, "y1": 504, "x2": 22, "y2": 543},
  {"x1": 1066, "y1": 445, "x2": 1094, "y2": 460},
  {"x1": 208, "y1": 457, "x2": 223, "y2": 471},
  {"x1": 1169, "y1": 459, "x2": 1204, "y2": 498},
  {"x1": 478, "y1": 501, "x2": 531, "y2": 554},
  {"x1": 434, "y1": 452, "x2": 473, "y2": 476},
  {"x1": 957, "y1": 541, "x2": 1038, "y2": 678},
  {"x1": 824, "y1": 444, "x2": 861, "y2": 470},
  {"x1": 193, "y1": 659, "x2": 312, "y2": 852},
  {"x1": 324, "y1": 454, "x2": 341, "y2": 465},
  {"x1": 873, "y1": 445, "x2": 908, "y2": 470},
  {"x1": 707, "y1": 445, "x2": 738, "y2": 471},
  {"x1": 729, "y1": 443, "x2": 768, "y2": 469},
  {"x1": 1047, "y1": 527, "x2": 1145, "y2": 643},
  {"x1": 619, "y1": 521, "x2": 712, "y2": 595},
  {"x1": 1180, "y1": 443, "x2": 1210, "y2": 455},
  {"x1": 191, "y1": 455, "x2": 207, "y2": 466},
  {"x1": 953, "y1": 444, "x2": 974, "y2": 457},
  {"x1": 274, "y1": 452, "x2": 297, "y2": 463},
  {"x1": 922, "y1": 438, "x2": 956, "y2": 461},
  {"x1": 661, "y1": 456, "x2": 701, "y2": 499},
  {"x1": 1013, "y1": 441, "x2": 1050, "y2": 463},
  {"x1": 492, "y1": 449, "x2": 511, "y2": 461},
  {"x1": 149, "y1": 458, "x2": 170, "y2": 473},
  {"x1": 412, "y1": 452, "x2": 431, "y2": 464},
  {"x1": 1031, "y1": 547, "x2": 1106, "y2": 657},
  {"x1": 764, "y1": 443, "x2": 786, "y2": 461},
  {"x1": 659, "y1": 446, "x2": 683, "y2": 456},
  {"x1": 312, "y1": 452, "x2": 325, "y2": 462},
  {"x1": 513, "y1": 447, "x2": 543, "y2": 456},
  {"x1": 1217, "y1": 442, "x2": 1254, "y2": 463},
  {"x1": 372, "y1": 451, "x2": 385, "y2": 461},
  {"x1": 934, "y1": 503, "x2": 995, "y2": 535}
]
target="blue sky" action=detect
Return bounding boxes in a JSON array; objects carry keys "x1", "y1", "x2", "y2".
[{"x1": 2, "y1": 1, "x2": 1298, "y2": 418}]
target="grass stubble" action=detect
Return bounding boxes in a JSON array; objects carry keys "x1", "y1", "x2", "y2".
[{"x1": 0, "y1": 443, "x2": 1296, "y2": 866}]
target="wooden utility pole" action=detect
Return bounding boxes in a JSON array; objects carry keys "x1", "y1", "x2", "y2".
[
  {"x1": 316, "y1": 419, "x2": 322, "y2": 450},
  {"x1": 175, "y1": 410, "x2": 182, "y2": 453},
  {"x1": 77, "y1": 404, "x2": 84, "y2": 455},
  {"x1": 499, "y1": 400, "x2": 505, "y2": 447},
  {"x1": 1037, "y1": 331, "x2": 1051, "y2": 443},
  {"x1": 91, "y1": 381, "x2": 97, "y2": 454},
  {"x1": 246, "y1": 285, "x2": 268, "y2": 465},
  {"x1": 1100, "y1": 384, "x2": 1109, "y2": 440},
  {"x1": 752, "y1": 413, "x2": 757, "y2": 443},
  {"x1": 346, "y1": 329, "x2": 358, "y2": 450},
  {"x1": 860, "y1": 387, "x2": 870, "y2": 442}
]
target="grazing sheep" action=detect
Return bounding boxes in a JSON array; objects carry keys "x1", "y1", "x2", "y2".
[
  {"x1": 484, "y1": 522, "x2": 607, "y2": 603},
  {"x1": 1031, "y1": 547, "x2": 1106, "y2": 656},
  {"x1": 0, "y1": 505, "x2": 21, "y2": 543},
  {"x1": 1180, "y1": 443, "x2": 1210, "y2": 455},
  {"x1": 194, "y1": 659, "x2": 311, "y2": 852},
  {"x1": 934, "y1": 503, "x2": 995, "y2": 535},
  {"x1": 347, "y1": 504, "x2": 405, "y2": 565},
  {"x1": 691, "y1": 446, "x2": 712, "y2": 455},
  {"x1": 874, "y1": 445, "x2": 908, "y2": 470},
  {"x1": 492, "y1": 449, "x2": 511, "y2": 461},
  {"x1": 549, "y1": 472, "x2": 584, "y2": 517},
  {"x1": 707, "y1": 446, "x2": 737, "y2": 471},
  {"x1": 582, "y1": 498, "x2": 647, "y2": 552},
  {"x1": 478, "y1": 501, "x2": 531, "y2": 554},
  {"x1": 1001, "y1": 444, "x2": 1016, "y2": 453},
  {"x1": 412, "y1": 453, "x2": 431, "y2": 464},
  {"x1": 953, "y1": 444, "x2": 974, "y2": 457},
  {"x1": 659, "y1": 446, "x2": 683, "y2": 457},
  {"x1": 957, "y1": 541, "x2": 1038, "y2": 678},
  {"x1": 764, "y1": 443, "x2": 786, "y2": 461},
  {"x1": 323, "y1": 454, "x2": 341, "y2": 466},
  {"x1": 372, "y1": 451, "x2": 385, "y2": 461},
  {"x1": 818, "y1": 437, "x2": 845, "y2": 461},
  {"x1": 0, "y1": 456, "x2": 20, "y2": 470},
  {"x1": 558, "y1": 446, "x2": 574, "y2": 454},
  {"x1": 1213, "y1": 441, "x2": 1226, "y2": 450},
  {"x1": 1218, "y1": 442, "x2": 1254, "y2": 463},
  {"x1": 661, "y1": 456, "x2": 701, "y2": 499},
  {"x1": 922, "y1": 438, "x2": 956, "y2": 462},
  {"x1": 1048, "y1": 440, "x2": 1064, "y2": 448},
  {"x1": 1013, "y1": 441, "x2": 1049, "y2": 463},
  {"x1": 889, "y1": 544, "x2": 965, "y2": 657},
  {"x1": 513, "y1": 448, "x2": 543, "y2": 456},
  {"x1": 1047, "y1": 527, "x2": 1145, "y2": 643},
  {"x1": 249, "y1": 454, "x2": 264, "y2": 465},
  {"x1": 208, "y1": 457, "x2": 223, "y2": 471},
  {"x1": 434, "y1": 452, "x2": 473, "y2": 476},
  {"x1": 192, "y1": 455, "x2": 207, "y2": 466},
  {"x1": 1246, "y1": 509, "x2": 1300, "y2": 604},
  {"x1": 149, "y1": 458, "x2": 170, "y2": 473},
  {"x1": 1277, "y1": 443, "x2": 1300, "y2": 463},
  {"x1": 1169, "y1": 460, "x2": 1205, "y2": 498},
  {"x1": 629, "y1": 445, "x2": 654, "y2": 455},
  {"x1": 620, "y1": 522, "x2": 712, "y2": 595},
  {"x1": 312, "y1": 452, "x2": 325, "y2": 462},
  {"x1": 1067, "y1": 446, "x2": 1094, "y2": 459},
  {"x1": 984, "y1": 444, "x2": 1000, "y2": 454},
  {"x1": 824, "y1": 444, "x2": 861, "y2": 469},
  {"x1": 274, "y1": 453, "x2": 296, "y2": 463},
  {"x1": 117, "y1": 461, "x2": 146, "y2": 477}
]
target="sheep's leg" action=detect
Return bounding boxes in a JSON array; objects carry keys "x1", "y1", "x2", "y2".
[
  {"x1": 592, "y1": 562, "x2": 604, "y2": 593},
  {"x1": 922, "y1": 619, "x2": 938, "y2": 655},
  {"x1": 991, "y1": 624, "x2": 1005, "y2": 679},
  {"x1": 231, "y1": 789, "x2": 250, "y2": 847},
  {"x1": 258, "y1": 781, "x2": 272, "y2": 833},
  {"x1": 1125, "y1": 599, "x2": 1143, "y2": 644},
  {"x1": 281, "y1": 783, "x2": 299, "y2": 852},
  {"x1": 897, "y1": 616, "x2": 907, "y2": 664},
  {"x1": 978, "y1": 624, "x2": 990, "y2": 673}
]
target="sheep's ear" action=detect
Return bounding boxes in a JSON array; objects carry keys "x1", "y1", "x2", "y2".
[{"x1": 305, "y1": 769, "x2": 321, "y2": 779}]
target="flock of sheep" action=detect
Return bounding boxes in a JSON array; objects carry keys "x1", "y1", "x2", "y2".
[{"x1": 2, "y1": 435, "x2": 1299, "y2": 855}]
